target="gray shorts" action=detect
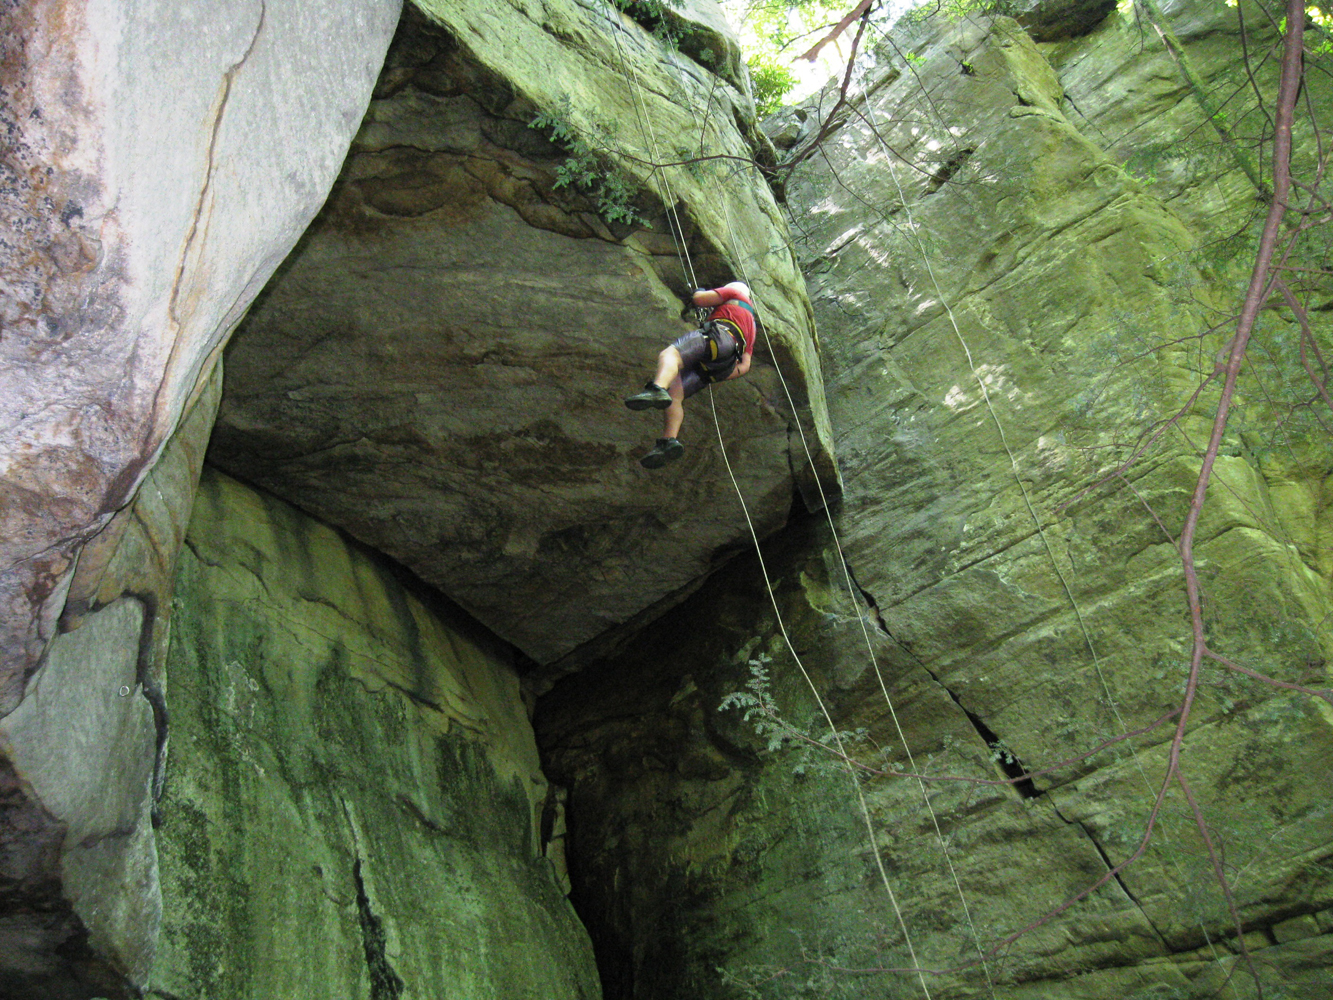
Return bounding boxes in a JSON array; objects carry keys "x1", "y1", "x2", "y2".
[{"x1": 672, "y1": 324, "x2": 740, "y2": 398}]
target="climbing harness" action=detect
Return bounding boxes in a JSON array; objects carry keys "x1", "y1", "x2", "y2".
[
  {"x1": 662, "y1": 321, "x2": 740, "y2": 400},
  {"x1": 699, "y1": 319, "x2": 743, "y2": 381}
]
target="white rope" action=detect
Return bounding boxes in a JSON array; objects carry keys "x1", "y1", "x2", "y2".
[
  {"x1": 606, "y1": 6, "x2": 699, "y2": 290},
  {"x1": 602, "y1": 9, "x2": 940, "y2": 993},
  {"x1": 707, "y1": 391, "x2": 934, "y2": 1000},
  {"x1": 715, "y1": 184, "x2": 994, "y2": 993},
  {"x1": 857, "y1": 75, "x2": 1227, "y2": 966}
]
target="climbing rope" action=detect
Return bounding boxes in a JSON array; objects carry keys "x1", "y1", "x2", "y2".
[
  {"x1": 707, "y1": 392, "x2": 934, "y2": 999},
  {"x1": 603, "y1": 6, "x2": 939, "y2": 994},
  {"x1": 856, "y1": 69, "x2": 1228, "y2": 966},
  {"x1": 715, "y1": 187, "x2": 994, "y2": 994},
  {"x1": 606, "y1": 7, "x2": 698, "y2": 290}
]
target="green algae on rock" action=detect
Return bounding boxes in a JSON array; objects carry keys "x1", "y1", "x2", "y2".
[
  {"x1": 537, "y1": 3, "x2": 1333, "y2": 998},
  {"x1": 151, "y1": 469, "x2": 599, "y2": 999}
]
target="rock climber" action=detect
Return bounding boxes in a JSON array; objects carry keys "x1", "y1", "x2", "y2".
[{"x1": 624, "y1": 281, "x2": 756, "y2": 468}]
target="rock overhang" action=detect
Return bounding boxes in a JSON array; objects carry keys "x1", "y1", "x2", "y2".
[
  {"x1": 0, "y1": 0, "x2": 404, "y2": 706},
  {"x1": 209, "y1": 0, "x2": 839, "y2": 667}
]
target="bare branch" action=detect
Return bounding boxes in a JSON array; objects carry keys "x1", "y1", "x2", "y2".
[
  {"x1": 785, "y1": 9, "x2": 876, "y2": 170},
  {"x1": 1275, "y1": 277, "x2": 1333, "y2": 416},
  {"x1": 1204, "y1": 647, "x2": 1333, "y2": 707}
]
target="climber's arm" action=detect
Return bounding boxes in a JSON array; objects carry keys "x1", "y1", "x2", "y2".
[{"x1": 692, "y1": 282, "x2": 751, "y2": 309}]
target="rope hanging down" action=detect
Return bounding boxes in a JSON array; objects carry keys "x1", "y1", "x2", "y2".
[
  {"x1": 715, "y1": 186, "x2": 993, "y2": 995},
  {"x1": 715, "y1": 163, "x2": 996, "y2": 988},
  {"x1": 603, "y1": 7, "x2": 940, "y2": 996},
  {"x1": 610, "y1": 0, "x2": 1228, "y2": 985},
  {"x1": 856, "y1": 63, "x2": 1226, "y2": 963},
  {"x1": 607, "y1": 10, "x2": 698, "y2": 290}
]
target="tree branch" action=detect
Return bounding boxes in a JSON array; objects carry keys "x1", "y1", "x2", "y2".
[{"x1": 798, "y1": 0, "x2": 876, "y2": 62}]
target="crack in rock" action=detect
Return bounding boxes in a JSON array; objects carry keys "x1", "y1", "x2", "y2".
[
  {"x1": 844, "y1": 561, "x2": 1040, "y2": 797},
  {"x1": 353, "y1": 857, "x2": 405, "y2": 1000},
  {"x1": 1048, "y1": 798, "x2": 1173, "y2": 949}
]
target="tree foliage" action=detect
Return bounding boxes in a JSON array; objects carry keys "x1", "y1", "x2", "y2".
[
  {"x1": 723, "y1": 0, "x2": 867, "y2": 111},
  {"x1": 747, "y1": 52, "x2": 800, "y2": 116}
]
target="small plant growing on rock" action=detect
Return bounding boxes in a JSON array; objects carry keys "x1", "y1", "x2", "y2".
[
  {"x1": 529, "y1": 99, "x2": 647, "y2": 227},
  {"x1": 747, "y1": 53, "x2": 797, "y2": 117},
  {"x1": 721, "y1": 653, "x2": 872, "y2": 776}
]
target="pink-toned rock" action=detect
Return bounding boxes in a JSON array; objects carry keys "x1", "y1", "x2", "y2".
[
  {"x1": 1, "y1": 0, "x2": 401, "y2": 993},
  {"x1": 0, "y1": 0, "x2": 402, "y2": 714}
]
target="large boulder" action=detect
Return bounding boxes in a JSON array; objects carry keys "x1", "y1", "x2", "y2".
[
  {"x1": 0, "y1": 0, "x2": 401, "y2": 993},
  {"x1": 207, "y1": 0, "x2": 838, "y2": 669},
  {"x1": 0, "y1": 0, "x2": 401, "y2": 708},
  {"x1": 0, "y1": 376, "x2": 218, "y2": 998}
]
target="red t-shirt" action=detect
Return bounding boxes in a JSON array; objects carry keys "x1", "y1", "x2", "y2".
[{"x1": 709, "y1": 285, "x2": 756, "y2": 354}]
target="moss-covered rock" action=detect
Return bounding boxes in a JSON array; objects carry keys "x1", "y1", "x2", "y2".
[
  {"x1": 208, "y1": 0, "x2": 837, "y2": 669},
  {"x1": 150, "y1": 469, "x2": 599, "y2": 999},
  {"x1": 538, "y1": 5, "x2": 1333, "y2": 999}
]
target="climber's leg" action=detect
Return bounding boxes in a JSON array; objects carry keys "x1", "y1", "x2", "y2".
[
  {"x1": 626, "y1": 330, "x2": 708, "y2": 410},
  {"x1": 663, "y1": 376, "x2": 686, "y2": 439}
]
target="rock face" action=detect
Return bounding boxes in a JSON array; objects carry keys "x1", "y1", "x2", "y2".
[
  {"x1": 2, "y1": 1, "x2": 401, "y2": 993},
  {"x1": 0, "y1": 375, "x2": 218, "y2": 999},
  {"x1": 4, "y1": 0, "x2": 832, "y2": 992},
  {"x1": 207, "y1": 1, "x2": 837, "y2": 668},
  {"x1": 151, "y1": 468, "x2": 600, "y2": 999},
  {"x1": 538, "y1": 4, "x2": 1333, "y2": 998},
  {"x1": 6, "y1": 0, "x2": 1331, "y2": 997},
  {"x1": 0, "y1": 0, "x2": 401, "y2": 705}
]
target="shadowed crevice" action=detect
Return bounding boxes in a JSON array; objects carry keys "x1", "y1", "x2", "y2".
[{"x1": 353, "y1": 858, "x2": 405, "y2": 1000}]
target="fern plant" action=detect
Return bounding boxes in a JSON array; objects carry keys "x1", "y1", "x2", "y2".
[{"x1": 720, "y1": 653, "x2": 872, "y2": 777}]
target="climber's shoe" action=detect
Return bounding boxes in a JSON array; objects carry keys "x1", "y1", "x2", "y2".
[
  {"x1": 640, "y1": 437, "x2": 684, "y2": 469},
  {"x1": 624, "y1": 382, "x2": 672, "y2": 411}
]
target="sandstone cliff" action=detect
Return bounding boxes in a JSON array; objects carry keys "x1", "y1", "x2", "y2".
[
  {"x1": 2, "y1": 0, "x2": 827, "y2": 995},
  {"x1": 207, "y1": 0, "x2": 836, "y2": 668},
  {"x1": 2, "y1": 0, "x2": 1330, "y2": 998},
  {"x1": 538, "y1": 2, "x2": 1333, "y2": 998},
  {"x1": 153, "y1": 468, "x2": 599, "y2": 999}
]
